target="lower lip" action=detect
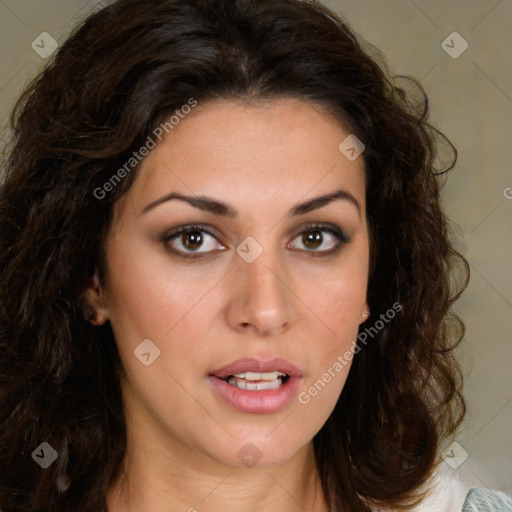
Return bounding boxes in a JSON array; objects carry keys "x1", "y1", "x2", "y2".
[{"x1": 208, "y1": 375, "x2": 302, "y2": 414}]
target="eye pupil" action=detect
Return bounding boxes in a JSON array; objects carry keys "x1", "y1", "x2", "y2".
[
  {"x1": 303, "y1": 230, "x2": 322, "y2": 249},
  {"x1": 183, "y1": 231, "x2": 203, "y2": 250}
]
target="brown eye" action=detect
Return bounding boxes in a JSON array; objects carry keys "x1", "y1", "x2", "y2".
[
  {"x1": 289, "y1": 224, "x2": 350, "y2": 256},
  {"x1": 301, "y1": 230, "x2": 323, "y2": 250},
  {"x1": 163, "y1": 225, "x2": 226, "y2": 258},
  {"x1": 180, "y1": 230, "x2": 204, "y2": 251}
]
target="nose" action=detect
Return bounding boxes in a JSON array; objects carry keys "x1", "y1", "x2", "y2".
[{"x1": 225, "y1": 246, "x2": 296, "y2": 337}]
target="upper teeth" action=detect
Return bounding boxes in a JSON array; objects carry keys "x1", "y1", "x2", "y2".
[{"x1": 231, "y1": 371, "x2": 287, "y2": 381}]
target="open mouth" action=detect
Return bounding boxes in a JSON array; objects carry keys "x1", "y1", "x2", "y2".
[
  {"x1": 219, "y1": 371, "x2": 291, "y2": 391},
  {"x1": 208, "y1": 358, "x2": 303, "y2": 413}
]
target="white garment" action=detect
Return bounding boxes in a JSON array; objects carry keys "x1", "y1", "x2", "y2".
[{"x1": 411, "y1": 456, "x2": 510, "y2": 511}]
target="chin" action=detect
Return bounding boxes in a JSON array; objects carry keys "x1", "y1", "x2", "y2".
[{"x1": 208, "y1": 429, "x2": 313, "y2": 470}]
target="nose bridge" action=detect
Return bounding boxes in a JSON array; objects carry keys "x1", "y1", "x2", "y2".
[
  {"x1": 244, "y1": 247, "x2": 282, "y2": 297},
  {"x1": 228, "y1": 236, "x2": 294, "y2": 335}
]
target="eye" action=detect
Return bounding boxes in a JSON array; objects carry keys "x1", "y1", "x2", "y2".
[
  {"x1": 288, "y1": 223, "x2": 350, "y2": 256},
  {"x1": 162, "y1": 223, "x2": 350, "y2": 260},
  {"x1": 162, "y1": 224, "x2": 226, "y2": 259}
]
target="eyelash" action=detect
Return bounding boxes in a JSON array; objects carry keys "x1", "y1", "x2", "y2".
[{"x1": 161, "y1": 223, "x2": 350, "y2": 260}]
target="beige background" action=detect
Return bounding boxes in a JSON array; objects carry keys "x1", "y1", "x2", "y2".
[{"x1": 0, "y1": 0, "x2": 510, "y2": 493}]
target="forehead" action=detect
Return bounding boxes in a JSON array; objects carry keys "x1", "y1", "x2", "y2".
[{"x1": 120, "y1": 98, "x2": 366, "y2": 217}]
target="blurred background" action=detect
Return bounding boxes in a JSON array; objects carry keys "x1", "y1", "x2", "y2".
[{"x1": 0, "y1": 0, "x2": 510, "y2": 493}]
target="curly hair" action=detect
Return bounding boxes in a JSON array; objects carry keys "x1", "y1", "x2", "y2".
[{"x1": 0, "y1": 0, "x2": 468, "y2": 510}]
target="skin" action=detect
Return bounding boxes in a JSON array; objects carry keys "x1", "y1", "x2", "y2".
[{"x1": 85, "y1": 98, "x2": 370, "y2": 512}]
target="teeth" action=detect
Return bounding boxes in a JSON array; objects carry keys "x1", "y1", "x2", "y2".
[
  {"x1": 232, "y1": 371, "x2": 287, "y2": 381},
  {"x1": 221, "y1": 371, "x2": 290, "y2": 391},
  {"x1": 227, "y1": 377, "x2": 283, "y2": 390}
]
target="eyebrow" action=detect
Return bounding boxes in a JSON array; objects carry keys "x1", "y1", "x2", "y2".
[{"x1": 141, "y1": 188, "x2": 361, "y2": 218}]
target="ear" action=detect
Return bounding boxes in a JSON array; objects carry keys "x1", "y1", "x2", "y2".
[
  {"x1": 359, "y1": 301, "x2": 370, "y2": 325},
  {"x1": 81, "y1": 268, "x2": 109, "y2": 326}
]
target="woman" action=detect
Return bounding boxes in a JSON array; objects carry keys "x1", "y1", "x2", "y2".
[{"x1": 0, "y1": 0, "x2": 510, "y2": 510}]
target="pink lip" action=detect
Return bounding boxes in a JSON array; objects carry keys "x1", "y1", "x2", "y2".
[{"x1": 208, "y1": 357, "x2": 304, "y2": 414}]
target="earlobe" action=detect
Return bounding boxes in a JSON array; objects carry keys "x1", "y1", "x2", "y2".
[
  {"x1": 81, "y1": 269, "x2": 109, "y2": 326},
  {"x1": 360, "y1": 302, "x2": 370, "y2": 324}
]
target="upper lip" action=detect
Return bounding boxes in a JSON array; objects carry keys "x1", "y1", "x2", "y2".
[{"x1": 210, "y1": 357, "x2": 304, "y2": 379}]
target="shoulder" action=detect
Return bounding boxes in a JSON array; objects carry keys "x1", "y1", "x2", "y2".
[{"x1": 407, "y1": 459, "x2": 512, "y2": 512}]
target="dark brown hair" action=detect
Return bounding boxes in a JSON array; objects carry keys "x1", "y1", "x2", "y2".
[{"x1": 0, "y1": 0, "x2": 468, "y2": 510}]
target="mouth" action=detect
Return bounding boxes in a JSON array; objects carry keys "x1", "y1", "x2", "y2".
[{"x1": 208, "y1": 358, "x2": 303, "y2": 413}]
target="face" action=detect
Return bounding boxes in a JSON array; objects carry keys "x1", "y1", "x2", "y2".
[{"x1": 89, "y1": 98, "x2": 369, "y2": 470}]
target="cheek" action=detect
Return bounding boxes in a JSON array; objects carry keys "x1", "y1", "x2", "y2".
[
  {"x1": 296, "y1": 255, "x2": 368, "y2": 408},
  {"x1": 102, "y1": 240, "x2": 220, "y2": 405},
  {"x1": 308, "y1": 258, "x2": 368, "y2": 343},
  {"x1": 296, "y1": 286, "x2": 361, "y2": 422},
  {"x1": 103, "y1": 239, "x2": 218, "y2": 342}
]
